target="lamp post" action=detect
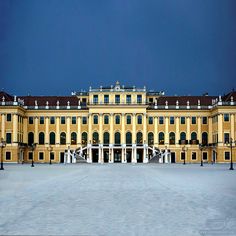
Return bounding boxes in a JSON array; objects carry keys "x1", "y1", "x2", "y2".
[
  {"x1": 199, "y1": 144, "x2": 204, "y2": 167},
  {"x1": 226, "y1": 138, "x2": 235, "y2": 171},
  {"x1": 47, "y1": 145, "x2": 53, "y2": 165},
  {"x1": 31, "y1": 143, "x2": 37, "y2": 167},
  {"x1": 0, "y1": 138, "x2": 6, "y2": 170},
  {"x1": 182, "y1": 146, "x2": 188, "y2": 165}
]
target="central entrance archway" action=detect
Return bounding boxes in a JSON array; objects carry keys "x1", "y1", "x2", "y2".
[
  {"x1": 137, "y1": 149, "x2": 143, "y2": 163},
  {"x1": 114, "y1": 149, "x2": 122, "y2": 163},
  {"x1": 92, "y1": 149, "x2": 99, "y2": 163}
]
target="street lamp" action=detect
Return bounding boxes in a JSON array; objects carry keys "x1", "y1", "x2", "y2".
[
  {"x1": 199, "y1": 144, "x2": 204, "y2": 167},
  {"x1": 226, "y1": 138, "x2": 235, "y2": 171},
  {"x1": 30, "y1": 143, "x2": 37, "y2": 167},
  {"x1": 0, "y1": 138, "x2": 6, "y2": 170},
  {"x1": 182, "y1": 146, "x2": 188, "y2": 165},
  {"x1": 47, "y1": 145, "x2": 53, "y2": 165}
]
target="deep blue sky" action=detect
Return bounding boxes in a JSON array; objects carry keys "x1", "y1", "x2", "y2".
[{"x1": 0, "y1": 0, "x2": 235, "y2": 96}]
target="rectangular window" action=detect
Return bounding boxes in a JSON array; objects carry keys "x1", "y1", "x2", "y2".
[
  {"x1": 224, "y1": 133, "x2": 230, "y2": 143},
  {"x1": 192, "y1": 117, "x2": 196, "y2": 124},
  {"x1": 192, "y1": 152, "x2": 197, "y2": 160},
  {"x1": 61, "y1": 116, "x2": 65, "y2": 124},
  {"x1": 203, "y1": 152, "x2": 208, "y2": 160},
  {"x1": 170, "y1": 117, "x2": 175, "y2": 124},
  {"x1": 115, "y1": 95, "x2": 120, "y2": 104},
  {"x1": 28, "y1": 152, "x2": 33, "y2": 160},
  {"x1": 148, "y1": 117, "x2": 153, "y2": 124},
  {"x1": 6, "y1": 133, "x2": 12, "y2": 144},
  {"x1": 181, "y1": 152, "x2": 185, "y2": 160},
  {"x1": 93, "y1": 95, "x2": 98, "y2": 104},
  {"x1": 126, "y1": 115, "x2": 131, "y2": 124},
  {"x1": 82, "y1": 117, "x2": 87, "y2": 124},
  {"x1": 224, "y1": 114, "x2": 229, "y2": 122},
  {"x1": 29, "y1": 117, "x2": 34, "y2": 124},
  {"x1": 137, "y1": 95, "x2": 142, "y2": 104},
  {"x1": 7, "y1": 114, "x2": 12, "y2": 122},
  {"x1": 181, "y1": 117, "x2": 185, "y2": 124},
  {"x1": 202, "y1": 117, "x2": 207, "y2": 124},
  {"x1": 50, "y1": 152, "x2": 55, "y2": 160},
  {"x1": 40, "y1": 116, "x2": 44, "y2": 124},
  {"x1": 6, "y1": 152, "x2": 11, "y2": 160},
  {"x1": 50, "y1": 117, "x2": 55, "y2": 124},
  {"x1": 72, "y1": 117, "x2": 76, "y2": 124},
  {"x1": 39, "y1": 152, "x2": 44, "y2": 160},
  {"x1": 104, "y1": 95, "x2": 109, "y2": 104},
  {"x1": 149, "y1": 98, "x2": 153, "y2": 103},
  {"x1": 126, "y1": 95, "x2": 131, "y2": 104},
  {"x1": 159, "y1": 116, "x2": 164, "y2": 124},
  {"x1": 224, "y1": 151, "x2": 230, "y2": 161}
]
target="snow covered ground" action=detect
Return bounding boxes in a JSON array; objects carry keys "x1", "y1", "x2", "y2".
[{"x1": 0, "y1": 163, "x2": 236, "y2": 236}]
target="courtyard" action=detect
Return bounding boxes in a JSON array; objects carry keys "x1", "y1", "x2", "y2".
[{"x1": 0, "y1": 163, "x2": 236, "y2": 236}]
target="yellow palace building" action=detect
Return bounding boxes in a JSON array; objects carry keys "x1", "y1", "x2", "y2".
[{"x1": 0, "y1": 81, "x2": 236, "y2": 164}]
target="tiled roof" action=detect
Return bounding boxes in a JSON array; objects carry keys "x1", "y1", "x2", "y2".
[
  {"x1": 0, "y1": 91, "x2": 14, "y2": 101},
  {"x1": 156, "y1": 96, "x2": 217, "y2": 106},
  {"x1": 222, "y1": 91, "x2": 236, "y2": 102},
  {"x1": 19, "y1": 96, "x2": 79, "y2": 106}
]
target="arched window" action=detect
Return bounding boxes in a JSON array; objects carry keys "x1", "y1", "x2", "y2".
[
  {"x1": 93, "y1": 132, "x2": 99, "y2": 145},
  {"x1": 103, "y1": 132, "x2": 110, "y2": 145},
  {"x1": 180, "y1": 132, "x2": 186, "y2": 140},
  {"x1": 202, "y1": 132, "x2": 208, "y2": 145},
  {"x1": 115, "y1": 132, "x2": 121, "y2": 145},
  {"x1": 93, "y1": 115, "x2": 98, "y2": 124},
  {"x1": 71, "y1": 132, "x2": 77, "y2": 145},
  {"x1": 49, "y1": 132, "x2": 55, "y2": 145},
  {"x1": 39, "y1": 132, "x2": 45, "y2": 145},
  {"x1": 137, "y1": 132, "x2": 143, "y2": 144},
  {"x1": 126, "y1": 132, "x2": 132, "y2": 145},
  {"x1": 60, "y1": 132, "x2": 66, "y2": 145},
  {"x1": 159, "y1": 132, "x2": 164, "y2": 144},
  {"x1": 126, "y1": 115, "x2": 131, "y2": 124},
  {"x1": 28, "y1": 132, "x2": 34, "y2": 146},
  {"x1": 115, "y1": 115, "x2": 120, "y2": 124},
  {"x1": 191, "y1": 132, "x2": 197, "y2": 140},
  {"x1": 104, "y1": 115, "x2": 109, "y2": 124},
  {"x1": 169, "y1": 132, "x2": 175, "y2": 145},
  {"x1": 137, "y1": 115, "x2": 142, "y2": 124},
  {"x1": 148, "y1": 132, "x2": 154, "y2": 145},
  {"x1": 82, "y1": 132, "x2": 87, "y2": 145}
]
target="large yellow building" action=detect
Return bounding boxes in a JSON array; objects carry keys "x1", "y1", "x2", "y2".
[{"x1": 0, "y1": 81, "x2": 235, "y2": 164}]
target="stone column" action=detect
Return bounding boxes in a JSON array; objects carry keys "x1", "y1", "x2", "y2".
[
  {"x1": 218, "y1": 114, "x2": 223, "y2": 146},
  {"x1": 77, "y1": 116, "x2": 81, "y2": 145},
  {"x1": 132, "y1": 113, "x2": 136, "y2": 144},
  {"x1": 23, "y1": 116, "x2": 28, "y2": 144},
  {"x1": 176, "y1": 117, "x2": 180, "y2": 145},
  {"x1": 197, "y1": 116, "x2": 201, "y2": 144},
  {"x1": 186, "y1": 116, "x2": 190, "y2": 141},
  {"x1": 1, "y1": 113, "x2": 5, "y2": 139},
  {"x1": 66, "y1": 116, "x2": 71, "y2": 145},
  {"x1": 231, "y1": 114, "x2": 235, "y2": 140},
  {"x1": 99, "y1": 113, "x2": 103, "y2": 144},
  {"x1": 110, "y1": 113, "x2": 114, "y2": 144},
  {"x1": 45, "y1": 116, "x2": 49, "y2": 145},
  {"x1": 34, "y1": 117, "x2": 39, "y2": 144},
  {"x1": 121, "y1": 113, "x2": 125, "y2": 144},
  {"x1": 13, "y1": 113, "x2": 18, "y2": 144},
  {"x1": 132, "y1": 145, "x2": 137, "y2": 163},
  {"x1": 143, "y1": 113, "x2": 147, "y2": 143},
  {"x1": 208, "y1": 117, "x2": 213, "y2": 144},
  {"x1": 164, "y1": 117, "x2": 169, "y2": 145},
  {"x1": 88, "y1": 113, "x2": 92, "y2": 144},
  {"x1": 56, "y1": 116, "x2": 60, "y2": 145},
  {"x1": 154, "y1": 116, "x2": 158, "y2": 145}
]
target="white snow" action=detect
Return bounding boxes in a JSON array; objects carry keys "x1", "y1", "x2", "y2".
[{"x1": 0, "y1": 163, "x2": 236, "y2": 236}]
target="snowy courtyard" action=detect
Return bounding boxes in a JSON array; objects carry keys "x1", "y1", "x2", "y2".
[{"x1": 0, "y1": 163, "x2": 236, "y2": 236}]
